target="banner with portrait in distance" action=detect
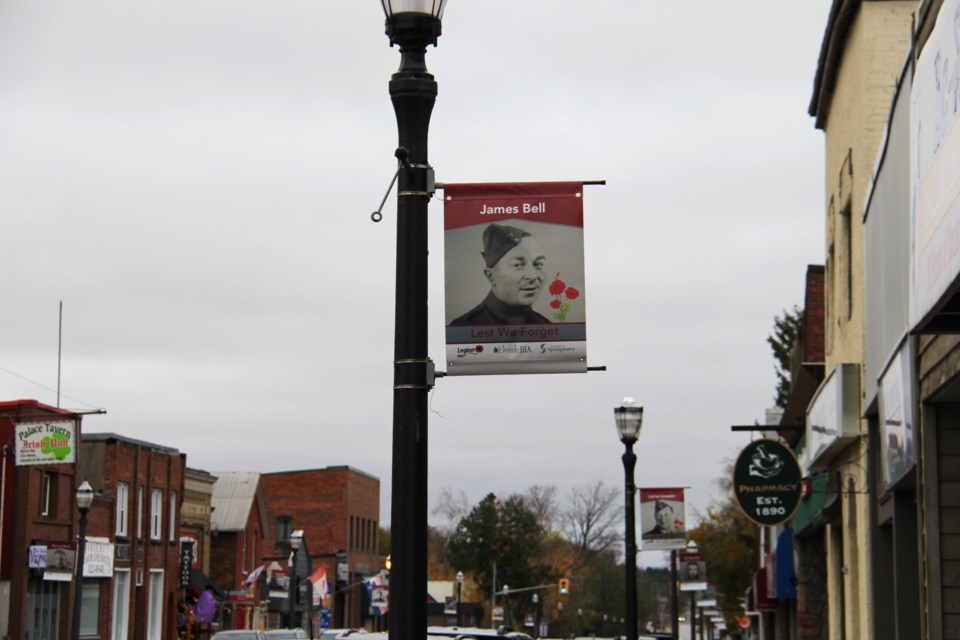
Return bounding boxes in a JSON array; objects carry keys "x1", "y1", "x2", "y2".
[
  {"x1": 679, "y1": 551, "x2": 707, "y2": 591},
  {"x1": 639, "y1": 488, "x2": 686, "y2": 550}
]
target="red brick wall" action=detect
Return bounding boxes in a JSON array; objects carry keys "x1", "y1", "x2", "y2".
[
  {"x1": 261, "y1": 467, "x2": 381, "y2": 628},
  {"x1": 0, "y1": 401, "x2": 84, "y2": 640},
  {"x1": 80, "y1": 436, "x2": 186, "y2": 640},
  {"x1": 804, "y1": 265, "x2": 826, "y2": 363}
]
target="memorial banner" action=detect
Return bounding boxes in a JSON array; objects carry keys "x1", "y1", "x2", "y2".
[
  {"x1": 639, "y1": 488, "x2": 686, "y2": 550},
  {"x1": 444, "y1": 182, "x2": 587, "y2": 375},
  {"x1": 679, "y1": 551, "x2": 707, "y2": 591}
]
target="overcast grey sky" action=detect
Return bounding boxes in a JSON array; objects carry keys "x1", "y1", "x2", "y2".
[{"x1": 1, "y1": 1, "x2": 831, "y2": 551}]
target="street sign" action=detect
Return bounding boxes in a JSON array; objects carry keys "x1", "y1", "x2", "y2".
[{"x1": 733, "y1": 439, "x2": 802, "y2": 526}]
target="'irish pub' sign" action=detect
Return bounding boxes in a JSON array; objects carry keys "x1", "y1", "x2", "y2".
[{"x1": 15, "y1": 420, "x2": 77, "y2": 466}]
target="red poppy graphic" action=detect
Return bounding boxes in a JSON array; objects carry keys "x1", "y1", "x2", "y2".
[
  {"x1": 549, "y1": 272, "x2": 581, "y2": 322},
  {"x1": 549, "y1": 277, "x2": 567, "y2": 296}
]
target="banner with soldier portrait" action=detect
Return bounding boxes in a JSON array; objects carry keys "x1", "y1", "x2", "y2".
[
  {"x1": 443, "y1": 182, "x2": 588, "y2": 376},
  {"x1": 639, "y1": 488, "x2": 686, "y2": 550}
]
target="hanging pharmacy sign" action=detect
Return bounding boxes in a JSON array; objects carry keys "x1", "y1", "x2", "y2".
[
  {"x1": 733, "y1": 439, "x2": 802, "y2": 526},
  {"x1": 15, "y1": 420, "x2": 77, "y2": 466}
]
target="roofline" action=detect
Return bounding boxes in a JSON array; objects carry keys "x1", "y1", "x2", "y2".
[
  {"x1": 262, "y1": 465, "x2": 380, "y2": 482},
  {"x1": 809, "y1": 0, "x2": 861, "y2": 129},
  {"x1": 82, "y1": 432, "x2": 181, "y2": 456},
  {"x1": 0, "y1": 399, "x2": 81, "y2": 417}
]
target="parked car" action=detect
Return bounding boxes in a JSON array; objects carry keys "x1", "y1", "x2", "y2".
[
  {"x1": 318, "y1": 629, "x2": 369, "y2": 639},
  {"x1": 211, "y1": 631, "x2": 267, "y2": 640},
  {"x1": 264, "y1": 630, "x2": 309, "y2": 639},
  {"x1": 427, "y1": 626, "x2": 533, "y2": 640}
]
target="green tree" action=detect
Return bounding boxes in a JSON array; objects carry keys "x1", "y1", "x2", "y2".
[
  {"x1": 767, "y1": 305, "x2": 803, "y2": 408},
  {"x1": 446, "y1": 493, "x2": 552, "y2": 621}
]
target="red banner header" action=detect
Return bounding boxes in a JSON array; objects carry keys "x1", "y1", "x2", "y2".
[{"x1": 443, "y1": 182, "x2": 583, "y2": 230}]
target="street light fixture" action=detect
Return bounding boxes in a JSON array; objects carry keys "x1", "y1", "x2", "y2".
[
  {"x1": 532, "y1": 593, "x2": 540, "y2": 640},
  {"x1": 502, "y1": 584, "x2": 510, "y2": 629},
  {"x1": 614, "y1": 398, "x2": 643, "y2": 640},
  {"x1": 380, "y1": 3, "x2": 446, "y2": 640},
  {"x1": 71, "y1": 480, "x2": 94, "y2": 640},
  {"x1": 686, "y1": 541, "x2": 698, "y2": 640},
  {"x1": 288, "y1": 530, "x2": 304, "y2": 629},
  {"x1": 456, "y1": 571, "x2": 464, "y2": 626}
]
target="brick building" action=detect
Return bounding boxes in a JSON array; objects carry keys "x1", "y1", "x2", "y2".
[
  {"x1": 209, "y1": 471, "x2": 270, "y2": 630},
  {"x1": 182, "y1": 467, "x2": 218, "y2": 579},
  {"x1": 260, "y1": 466, "x2": 382, "y2": 630},
  {"x1": 79, "y1": 432, "x2": 187, "y2": 640},
  {"x1": 0, "y1": 399, "x2": 88, "y2": 640}
]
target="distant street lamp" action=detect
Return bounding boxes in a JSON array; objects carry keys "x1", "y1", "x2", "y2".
[
  {"x1": 289, "y1": 530, "x2": 304, "y2": 628},
  {"x1": 71, "y1": 480, "x2": 94, "y2": 640},
  {"x1": 380, "y1": 2, "x2": 447, "y2": 640},
  {"x1": 502, "y1": 585, "x2": 510, "y2": 628},
  {"x1": 614, "y1": 398, "x2": 643, "y2": 640},
  {"x1": 687, "y1": 541, "x2": 698, "y2": 640},
  {"x1": 532, "y1": 593, "x2": 540, "y2": 639},
  {"x1": 456, "y1": 571, "x2": 464, "y2": 626}
]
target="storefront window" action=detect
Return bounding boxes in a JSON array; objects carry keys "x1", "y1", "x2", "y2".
[
  {"x1": 80, "y1": 581, "x2": 100, "y2": 637},
  {"x1": 25, "y1": 577, "x2": 62, "y2": 640}
]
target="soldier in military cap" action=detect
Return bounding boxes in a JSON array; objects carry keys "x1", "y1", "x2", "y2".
[{"x1": 450, "y1": 222, "x2": 551, "y2": 325}]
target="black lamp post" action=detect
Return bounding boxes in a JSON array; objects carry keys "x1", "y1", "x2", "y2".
[
  {"x1": 71, "y1": 480, "x2": 93, "y2": 640},
  {"x1": 502, "y1": 584, "x2": 510, "y2": 629},
  {"x1": 380, "y1": 3, "x2": 446, "y2": 640},
  {"x1": 456, "y1": 570, "x2": 464, "y2": 626},
  {"x1": 614, "y1": 398, "x2": 643, "y2": 640},
  {"x1": 686, "y1": 541, "x2": 698, "y2": 640},
  {"x1": 288, "y1": 530, "x2": 303, "y2": 629},
  {"x1": 532, "y1": 593, "x2": 539, "y2": 639}
]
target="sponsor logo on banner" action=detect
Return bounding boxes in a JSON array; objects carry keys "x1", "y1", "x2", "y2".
[{"x1": 443, "y1": 182, "x2": 588, "y2": 376}]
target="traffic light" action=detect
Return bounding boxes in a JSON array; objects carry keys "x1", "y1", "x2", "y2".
[{"x1": 559, "y1": 578, "x2": 569, "y2": 596}]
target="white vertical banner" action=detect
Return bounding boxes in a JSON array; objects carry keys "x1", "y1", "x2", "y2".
[
  {"x1": 443, "y1": 182, "x2": 588, "y2": 375},
  {"x1": 639, "y1": 488, "x2": 686, "y2": 550}
]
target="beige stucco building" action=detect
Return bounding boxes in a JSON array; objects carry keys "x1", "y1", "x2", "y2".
[{"x1": 807, "y1": 2, "x2": 916, "y2": 638}]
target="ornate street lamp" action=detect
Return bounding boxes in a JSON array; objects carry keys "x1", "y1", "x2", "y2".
[
  {"x1": 71, "y1": 480, "x2": 94, "y2": 640},
  {"x1": 379, "y1": 3, "x2": 447, "y2": 640},
  {"x1": 614, "y1": 398, "x2": 643, "y2": 640}
]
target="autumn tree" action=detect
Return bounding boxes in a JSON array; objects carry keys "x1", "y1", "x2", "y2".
[{"x1": 686, "y1": 459, "x2": 757, "y2": 626}]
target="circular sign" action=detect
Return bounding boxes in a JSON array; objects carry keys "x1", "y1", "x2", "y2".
[{"x1": 733, "y1": 439, "x2": 802, "y2": 526}]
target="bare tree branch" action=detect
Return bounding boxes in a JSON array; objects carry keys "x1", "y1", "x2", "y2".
[
  {"x1": 561, "y1": 481, "x2": 621, "y2": 568},
  {"x1": 523, "y1": 483, "x2": 560, "y2": 532}
]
